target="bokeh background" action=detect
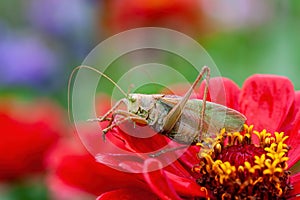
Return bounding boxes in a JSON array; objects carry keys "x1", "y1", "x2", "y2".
[{"x1": 0, "y1": 0, "x2": 299, "y2": 199}]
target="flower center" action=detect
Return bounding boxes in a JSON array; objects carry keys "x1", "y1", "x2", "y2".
[
  {"x1": 193, "y1": 125, "x2": 293, "y2": 199},
  {"x1": 217, "y1": 144, "x2": 265, "y2": 168}
]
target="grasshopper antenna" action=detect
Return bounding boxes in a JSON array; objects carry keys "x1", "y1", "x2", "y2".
[{"x1": 68, "y1": 65, "x2": 128, "y2": 123}]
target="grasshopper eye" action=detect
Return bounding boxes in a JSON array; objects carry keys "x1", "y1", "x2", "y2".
[{"x1": 128, "y1": 96, "x2": 136, "y2": 103}]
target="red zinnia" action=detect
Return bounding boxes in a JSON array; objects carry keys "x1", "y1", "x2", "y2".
[
  {"x1": 54, "y1": 75, "x2": 300, "y2": 200},
  {"x1": 0, "y1": 98, "x2": 64, "y2": 181},
  {"x1": 93, "y1": 74, "x2": 300, "y2": 199}
]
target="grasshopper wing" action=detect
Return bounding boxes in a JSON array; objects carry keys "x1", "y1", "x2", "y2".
[{"x1": 160, "y1": 97, "x2": 246, "y2": 144}]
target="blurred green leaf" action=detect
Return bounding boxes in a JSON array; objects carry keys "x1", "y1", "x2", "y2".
[{"x1": 2, "y1": 181, "x2": 49, "y2": 200}]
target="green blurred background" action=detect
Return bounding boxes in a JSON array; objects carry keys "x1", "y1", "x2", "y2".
[{"x1": 0, "y1": 0, "x2": 299, "y2": 199}]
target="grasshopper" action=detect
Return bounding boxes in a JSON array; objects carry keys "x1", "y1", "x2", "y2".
[{"x1": 69, "y1": 66, "x2": 246, "y2": 153}]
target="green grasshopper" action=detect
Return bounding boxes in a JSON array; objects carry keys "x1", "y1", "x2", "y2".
[{"x1": 69, "y1": 66, "x2": 246, "y2": 153}]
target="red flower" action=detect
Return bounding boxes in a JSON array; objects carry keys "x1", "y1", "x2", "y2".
[
  {"x1": 0, "y1": 98, "x2": 64, "y2": 181},
  {"x1": 101, "y1": 0, "x2": 206, "y2": 36},
  {"x1": 93, "y1": 74, "x2": 300, "y2": 199},
  {"x1": 53, "y1": 75, "x2": 300, "y2": 200}
]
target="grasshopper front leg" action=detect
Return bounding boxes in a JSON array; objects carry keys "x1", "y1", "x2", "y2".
[
  {"x1": 101, "y1": 111, "x2": 148, "y2": 141},
  {"x1": 87, "y1": 99, "x2": 126, "y2": 122}
]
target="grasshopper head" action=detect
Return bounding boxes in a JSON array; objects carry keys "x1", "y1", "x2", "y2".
[{"x1": 127, "y1": 94, "x2": 163, "y2": 115}]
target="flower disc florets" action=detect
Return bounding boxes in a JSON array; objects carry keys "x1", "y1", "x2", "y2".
[{"x1": 193, "y1": 125, "x2": 293, "y2": 199}]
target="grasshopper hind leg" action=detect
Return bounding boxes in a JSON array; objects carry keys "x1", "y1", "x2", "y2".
[
  {"x1": 162, "y1": 66, "x2": 211, "y2": 135},
  {"x1": 198, "y1": 66, "x2": 210, "y2": 142}
]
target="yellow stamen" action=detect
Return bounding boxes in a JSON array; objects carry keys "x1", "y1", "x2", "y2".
[
  {"x1": 254, "y1": 154, "x2": 266, "y2": 168},
  {"x1": 194, "y1": 125, "x2": 292, "y2": 199},
  {"x1": 200, "y1": 187, "x2": 210, "y2": 200}
]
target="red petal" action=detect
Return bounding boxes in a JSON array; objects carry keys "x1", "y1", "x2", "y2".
[
  {"x1": 280, "y1": 91, "x2": 300, "y2": 134},
  {"x1": 287, "y1": 172, "x2": 300, "y2": 199},
  {"x1": 159, "y1": 144, "x2": 197, "y2": 177},
  {"x1": 97, "y1": 188, "x2": 158, "y2": 200},
  {"x1": 160, "y1": 160, "x2": 192, "y2": 179},
  {"x1": 118, "y1": 160, "x2": 144, "y2": 173},
  {"x1": 199, "y1": 77, "x2": 241, "y2": 110},
  {"x1": 96, "y1": 151, "x2": 192, "y2": 177},
  {"x1": 95, "y1": 153, "x2": 143, "y2": 171},
  {"x1": 239, "y1": 75, "x2": 294, "y2": 132},
  {"x1": 178, "y1": 146, "x2": 200, "y2": 170},
  {"x1": 48, "y1": 139, "x2": 146, "y2": 196},
  {"x1": 296, "y1": 91, "x2": 300, "y2": 106},
  {"x1": 110, "y1": 123, "x2": 170, "y2": 154},
  {"x1": 287, "y1": 113, "x2": 300, "y2": 168},
  {"x1": 164, "y1": 171, "x2": 207, "y2": 197},
  {"x1": 54, "y1": 153, "x2": 147, "y2": 195},
  {"x1": 143, "y1": 159, "x2": 182, "y2": 200},
  {"x1": 114, "y1": 157, "x2": 205, "y2": 197}
]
